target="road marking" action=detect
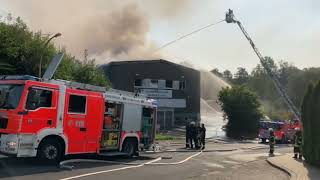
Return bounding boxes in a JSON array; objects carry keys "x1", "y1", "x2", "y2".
[
  {"x1": 59, "y1": 151, "x2": 202, "y2": 179},
  {"x1": 148, "y1": 151, "x2": 202, "y2": 165},
  {"x1": 59, "y1": 157, "x2": 162, "y2": 180}
]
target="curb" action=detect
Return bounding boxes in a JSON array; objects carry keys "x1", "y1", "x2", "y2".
[{"x1": 266, "y1": 156, "x2": 297, "y2": 180}]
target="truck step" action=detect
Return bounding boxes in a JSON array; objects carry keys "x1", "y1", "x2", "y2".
[{"x1": 98, "y1": 152, "x2": 128, "y2": 156}]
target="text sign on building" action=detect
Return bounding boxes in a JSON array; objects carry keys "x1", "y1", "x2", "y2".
[
  {"x1": 157, "y1": 99, "x2": 186, "y2": 108},
  {"x1": 140, "y1": 89, "x2": 172, "y2": 98}
]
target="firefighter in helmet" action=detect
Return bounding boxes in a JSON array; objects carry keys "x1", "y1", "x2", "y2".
[
  {"x1": 269, "y1": 128, "x2": 276, "y2": 156},
  {"x1": 199, "y1": 123, "x2": 206, "y2": 150},
  {"x1": 293, "y1": 127, "x2": 303, "y2": 159},
  {"x1": 185, "y1": 121, "x2": 191, "y2": 149}
]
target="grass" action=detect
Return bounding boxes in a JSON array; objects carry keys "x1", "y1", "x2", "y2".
[{"x1": 155, "y1": 133, "x2": 176, "y2": 141}]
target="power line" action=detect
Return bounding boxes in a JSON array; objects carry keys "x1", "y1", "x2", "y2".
[{"x1": 155, "y1": 19, "x2": 225, "y2": 52}]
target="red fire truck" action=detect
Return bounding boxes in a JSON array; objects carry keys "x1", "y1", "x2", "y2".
[
  {"x1": 0, "y1": 75, "x2": 157, "y2": 162},
  {"x1": 258, "y1": 120, "x2": 302, "y2": 143}
]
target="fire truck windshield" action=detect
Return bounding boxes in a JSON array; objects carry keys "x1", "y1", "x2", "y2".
[{"x1": 0, "y1": 84, "x2": 24, "y2": 109}]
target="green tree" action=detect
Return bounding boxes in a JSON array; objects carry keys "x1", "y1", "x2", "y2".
[
  {"x1": 310, "y1": 82, "x2": 320, "y2": 164},
  {"x1": 218, "y1": 86, "x2": 263, "y2": 139},
  {"x1": 301, "y1": 84, "x2": 314, "y2": 163},
  {"x1": 72, "y1": 59, "x2": 110, "y2": 87},
  {"x1": 222, "y1": 70, "x2": 233, "y2": 82},
  {"x1": 233, "y1": 67, "x2": 249, "y2": 85},
  {"x1": 0, "y1": 16, "x2": 110, "y2": 87},
  {"x1": 261, "y1": 56, "x2": 278, "y2": 74},
  {"x1": 218, "y1": 57, "x2": 320, "y2": 121},
  {"x1": 247, "y1": 64, "x2": 286, "y2": 119},
  {"x1": 0, "y1": 62, "x2": 15, "y2": 73},
  {"x1": 301, "y1": 81, "x2": 320, "y2": 165}
]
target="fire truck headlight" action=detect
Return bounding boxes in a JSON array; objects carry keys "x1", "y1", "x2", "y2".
[{"x1": 6, "y1": 141, "x2": 17, "y2": 148}]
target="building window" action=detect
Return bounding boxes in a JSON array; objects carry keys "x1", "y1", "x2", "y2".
[
  {"x1": 158, "y1": 80, "x2": 166, "y2": 89},
  {"x1": 68, "y1": 95, "x2": 86, "y2": 114},
  {"x1": 179, "y1": 81, "x2": 186, "y2": 90},
  {"x1": 166, "y1": 80, "x2": 173, "y2": 88},
  {"x1": 26, "y1": 88, "x2": 52, "y2": 110},
  {"x1": 149, "y1": 79, "x2": 158, "y2": 88},
  {"x1": 151, "y1": 79, "x2": 158, "y2": 87},
  {"x1": 134, "y1": 79, "x2": 142, "y2": 86},
  {"x1": 173, "y1": 81, "x2": 179, "y2": 90}
]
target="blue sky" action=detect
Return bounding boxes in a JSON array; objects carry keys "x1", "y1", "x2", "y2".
[{"x1": 1, "y1": 0, "x2": 319, "y2": 72}]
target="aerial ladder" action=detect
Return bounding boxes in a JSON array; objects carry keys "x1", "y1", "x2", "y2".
[{"x1": 225, "y1": 9, "x2": 301, "y2": 121}]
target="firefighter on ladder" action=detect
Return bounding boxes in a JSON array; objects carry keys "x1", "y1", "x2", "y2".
[
  {"x1": 269, "y1": 128, "x2": 276, "y2": 156},
  {"x1": 293, "y1": 127, "x2": 303, "y2": 159}
]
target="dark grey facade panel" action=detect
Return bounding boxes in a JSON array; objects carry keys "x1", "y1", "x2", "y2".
[{"x1": 102, "y1": 59, "x2": 200, "y2": 126}]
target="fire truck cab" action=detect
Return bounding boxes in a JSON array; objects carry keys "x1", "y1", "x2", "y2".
[{"x1": 0, "y1": 75, "x2": 157, "y2": 161}]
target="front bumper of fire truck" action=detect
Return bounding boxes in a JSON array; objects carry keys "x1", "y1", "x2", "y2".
[
  {"x1": 0, "y1": 134, "x2": 37, "y2": 157},
  {"x1": 0, "y1": 134, "x2": 19, "y2": 155}
]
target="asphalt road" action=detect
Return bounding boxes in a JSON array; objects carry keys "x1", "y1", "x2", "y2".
[{"x1": 0, "y1": 142, "x2": 291, "y2": 180}]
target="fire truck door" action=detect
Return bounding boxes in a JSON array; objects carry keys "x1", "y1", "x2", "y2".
[
  {"x1": 64, "y1": 94, "x2": 87, "y2": 153},
  {"x1": 23, "y1": 87, "x2": 58, "y2": 133},
  {"x1": 85, "y1": 96, "x2": 104, "y2": 153}
]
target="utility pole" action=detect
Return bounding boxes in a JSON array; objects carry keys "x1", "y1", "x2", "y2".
[{"x1": 225, "y1": 9, "x2": 301, "y2": 120}]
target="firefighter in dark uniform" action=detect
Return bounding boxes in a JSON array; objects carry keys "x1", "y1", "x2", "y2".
[
  {"x1": 189, "y1": 122, "x2": 196, "y2": 149},
  {"x1": 195, "y1": 123, "x2": 201, "y2": 149},
  {"x1": 293, "y1": 127, "x2": 303, "y2": 159},
  {"x1": 185, "y1": 123, "x2": 191, "y2": 148},
  {"x1": 199, "y1": 123, "x2": 206, "y2": 150},
  {"x1": 269, "y1": 128, "x2": 276, "y2": 156}
]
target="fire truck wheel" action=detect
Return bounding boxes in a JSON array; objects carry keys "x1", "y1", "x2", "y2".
[
  {"x1": 38, "y1": 138, "x2": 62, "y2": 163},
  {"x1": 122, "y1": 139, "x2": 137, "y2": 157}
]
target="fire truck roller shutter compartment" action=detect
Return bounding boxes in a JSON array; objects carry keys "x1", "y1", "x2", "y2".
[{"x1": 122, "y1": 104, "x2": 142, "y2": 134}]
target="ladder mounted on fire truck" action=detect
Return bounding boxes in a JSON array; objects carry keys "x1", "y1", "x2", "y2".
[{"x1": 225, "y1": 9, "x2": 301, "y2": 120}]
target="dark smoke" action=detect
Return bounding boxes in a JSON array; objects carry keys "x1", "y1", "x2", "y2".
[
  {"x1": 2, "y1": 0, "x2": 192, "y2": 62},
  {"x1": 78, "y1": 3, "x2": 155, "y2": 60}
]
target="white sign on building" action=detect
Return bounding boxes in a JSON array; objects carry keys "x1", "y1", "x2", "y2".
[
  {"x1": 157, "y1": 99, "x2": 186, "y2": 108},
  {"x1": 140, "y1": 89, "x2": 172, "y2": 98}
]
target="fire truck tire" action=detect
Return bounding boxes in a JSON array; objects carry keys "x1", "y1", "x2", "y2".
[
  {"x1": 37, "y1": 138, "x2": 62, "y2": 163},
  {"x1": 122, "y1": 139, "x2": 137, "y2": 157}
]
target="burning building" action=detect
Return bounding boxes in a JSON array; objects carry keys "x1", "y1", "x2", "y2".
[{"x1": 102, "y1": 59, "x2": 200, "y2": 130}]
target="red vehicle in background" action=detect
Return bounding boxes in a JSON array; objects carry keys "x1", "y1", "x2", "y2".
[{"x1": 258, "y1": 120, "x2": 302, "y2": 143}]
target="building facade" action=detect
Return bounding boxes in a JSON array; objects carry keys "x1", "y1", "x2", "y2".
[{"x1": 102, "y1": 60, "x2": 200, "y2": 130}]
